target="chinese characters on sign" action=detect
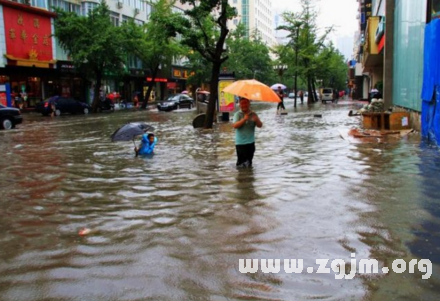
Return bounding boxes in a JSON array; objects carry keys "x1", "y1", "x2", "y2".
[
  {"x1": 4, "y1": 6, "x2": 53, "y2": 61},
  {"x1": 172, "y1": 68, "x2": 195, "y2": 79}
]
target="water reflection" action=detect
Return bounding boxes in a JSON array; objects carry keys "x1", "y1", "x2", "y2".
[{"x1": 0, "y1": 102, "x2": 439, "y2": 300}]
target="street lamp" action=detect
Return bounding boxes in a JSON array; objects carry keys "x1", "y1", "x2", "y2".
[{"x1": 273, "y1": 65, "x2": 288, "y2": 83}]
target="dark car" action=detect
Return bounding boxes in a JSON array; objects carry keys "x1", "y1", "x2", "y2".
[
  {"x1": 157, "y1": 94, "x2": 194, "y2": 111},
  {"x1": 0, "y1": 104, "x2": 23, "y2": 130},
  {"x1": 36, "y1": 96, "x2": 91, "y2": 116}
]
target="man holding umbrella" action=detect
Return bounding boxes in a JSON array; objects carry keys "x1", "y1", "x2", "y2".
[
  {"x1": 276, "y1": 86, "x2": 285, "y2": 112},
  {"x1": 232, "y1": 97, "x2": 263, "y2": 168}
]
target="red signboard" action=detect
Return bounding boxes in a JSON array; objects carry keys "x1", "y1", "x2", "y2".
[
  {"x1": 3, "y1": 6, "x2": 53, "y2": 61},
  {"x1": 0, "y1": 92, "x2": 6, "y2": 106},
  {"x1": 146, "y1": 77, "x2": 168, "y2": 82},
  {"x1": 167, "y1": 82, "x2": 177, "y2": 89}
]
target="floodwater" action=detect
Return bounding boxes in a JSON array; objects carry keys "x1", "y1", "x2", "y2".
[{"x1": 0, "y1": 98, "x2": 439, "y2": 300}]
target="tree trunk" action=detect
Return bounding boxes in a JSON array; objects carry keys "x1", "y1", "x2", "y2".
[
  {"x1": 142, "y1": 65, "x2": 159, "y2": 109},
  {"x1": 311, "y1": 79, "x2": 317, "y2": 102},
  {"x1": 294, "y1": 71, "x2": 298, "y2": 108},
  {"x1": 204, "y1": 62, "x2": 221, "y2": 128},
  {"x1": 307, "y1": 77, "x2": 313, "y2": 104}
]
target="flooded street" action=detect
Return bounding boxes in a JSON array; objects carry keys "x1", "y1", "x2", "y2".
[{"x1": 0, "y1": 99, "x2": 439, "y2": 300}]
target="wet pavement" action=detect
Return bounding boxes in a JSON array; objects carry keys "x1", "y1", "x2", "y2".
[{"x1": 0, "y1": 98, "x2": 439, "y2": 300}]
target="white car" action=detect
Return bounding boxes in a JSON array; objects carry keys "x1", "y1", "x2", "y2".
[{"x1": 321, "y1": 88, "x2": 335, "y2": 103}]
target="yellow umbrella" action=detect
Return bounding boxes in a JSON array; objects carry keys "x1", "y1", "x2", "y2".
[{"x1": 222, "y1": 79, "x2": 281, "y2": 103}]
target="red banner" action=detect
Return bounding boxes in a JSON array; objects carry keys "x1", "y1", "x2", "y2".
[{"x1": 3, "y1": 6, "x2": 53, "y2": 60}]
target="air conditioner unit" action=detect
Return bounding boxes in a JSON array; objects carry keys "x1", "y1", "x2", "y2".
[
  {"x1": 117, "y1": 1, "x2": 123, "y2": 9},
  {"x1": 134, "y1": 8, "x2": 140, "y2": 15}
]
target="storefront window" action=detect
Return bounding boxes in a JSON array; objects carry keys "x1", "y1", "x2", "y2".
[
  {"x1": 27, "y1": 77, "x2": 41, "y2": 107},
  {"x1": 61, "y1": 78, "x2": 71, "y2": 97}
]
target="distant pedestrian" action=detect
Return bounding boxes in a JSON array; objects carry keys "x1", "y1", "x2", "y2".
[
  {"x1": 276, "y1": 86, "x2": 285, "y2": 112},
  {"x1": 232, "y1": 97, "x2": 263, "y2": 168},
  {"x1": 299, "y1": 90, "x2": 304, "y2": 104}
]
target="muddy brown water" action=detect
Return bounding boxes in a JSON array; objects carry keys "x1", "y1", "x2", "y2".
[{"x1": 0, "y1": 99, "x2": 438, "y2": 300}]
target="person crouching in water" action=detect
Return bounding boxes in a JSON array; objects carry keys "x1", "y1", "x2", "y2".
[
  {"x1": 232, "y1": 97, "x2": 263, "y2": 168},
  {"x1": 135, "y1": 132, "x2": 157, "y2": 157}
]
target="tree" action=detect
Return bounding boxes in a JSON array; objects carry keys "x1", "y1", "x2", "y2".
[
  {"x1": 54, "y1": 1, "x2": 126, "y2": 112},
  {"x1": 121, "y1": 0, "x2": 186, "y2": 109},
  {"x1": 277, "y1": 0, "x2": 333, "y2": 104},
  {"x1": 225, "y1": 25, "x2": 276, "y2": 83},
  {"x1": 169, "y1": 0, "x2": 236, "y2": 128},
  {"x1": 315, "y1": 43, "x2": 348, "y2": 91},
  {"x1": 185, "y1": 50, "x2": 212, "y2": 96}
]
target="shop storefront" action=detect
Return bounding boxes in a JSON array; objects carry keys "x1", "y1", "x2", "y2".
[
  {"x1": 171, "y1": 66, "x2": 194, "y2": 95},
  {"x1": 0, "y1": 0, "x2": 57, "y2": 108}
]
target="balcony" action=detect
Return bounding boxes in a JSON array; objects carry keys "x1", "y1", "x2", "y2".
[{"x1": 362, "y1": 16, "x2": 383, "y2": 68}]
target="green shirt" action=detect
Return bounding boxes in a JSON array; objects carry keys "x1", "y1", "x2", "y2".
[{"x1": 233, "y1": 111, "x2": 257, "y2": 145}]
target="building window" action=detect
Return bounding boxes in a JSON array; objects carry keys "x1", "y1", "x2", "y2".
[
  {"x1": 122, "y1": 15, "x2": 132, "y2": 23},
  {"x1": 32, "y1": 0, "x2": 47, "y2": 9},
  {"x1": 81, "y1": 2, "x2": 98, "y2": 16},
  {"x1": 49, "y1": 0, "x2": 80, "y2": 14},
  {"x1": 110, "y1": 12, "x2": 119, "y2": 26}
]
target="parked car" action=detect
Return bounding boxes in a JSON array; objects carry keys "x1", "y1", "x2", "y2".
[
  {"x1": 0, "y1": 104, "x2": 23, "y2": 130},
  {"x1": 288, "y1": 92, "x2": 295, "y2": 99},
  {"x1": 36, "y1": 96, "x2": 91, "y2": 116},
  {"x1": 321, "y1": 88, "x2": 335, "y2": 103},
  {"x1": 157, "y1": 94, "x2": 194, "y2": 111}
]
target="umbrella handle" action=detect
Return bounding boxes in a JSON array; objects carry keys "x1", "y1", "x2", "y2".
[{"x1": 133, "y1": 139, "x2": 139, "y2": 157}]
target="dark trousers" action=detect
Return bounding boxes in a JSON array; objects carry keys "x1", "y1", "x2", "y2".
[
  {"x1": 277, "y1": 101, "x2": 285, "y2": 110},
  {"x1": 236, "y1": 143, "x2": 255, "y2": 167}
]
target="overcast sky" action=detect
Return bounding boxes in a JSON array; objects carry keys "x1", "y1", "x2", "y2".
[{"x1": 271, "y1": 0, "x2": 359, "y2": 51}]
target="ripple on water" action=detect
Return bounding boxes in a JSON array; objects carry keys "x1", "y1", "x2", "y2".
[{"x1": 0, "y1": 104, "x2": 438, "y2": 300}]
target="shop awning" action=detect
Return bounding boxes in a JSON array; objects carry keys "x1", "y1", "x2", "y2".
[{"x1": 5, "y1": 54, "x2": 57, "y2": 68}]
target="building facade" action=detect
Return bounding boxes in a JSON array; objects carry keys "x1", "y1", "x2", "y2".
[
  {"x1": 353, "y1": 0, "x2": 437, "y2": 133},
  {"x1": 228, "y1": 0, "x2": 275, "y2": 46}
]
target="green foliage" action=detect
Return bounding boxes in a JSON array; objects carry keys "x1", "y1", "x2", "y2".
[
  {"x1": 54, "y1": 1, "x2": 126, "y2": 111},
  {"x1": 121, "y1": 0, "x2": 185, "y2": 68},
  {"x1": 170, "y1": 0, "x2": 236, "y2": 128},
  {"x1": 316, "y1": 43, "x2": 348, "y2": 90},
  {"x1": 184, "y1": 51, "x2": 212, "y2": 88},
  {"x1": 225, "y1": 24, "x2": 276, "y2": 85},
  {"x1": 54, "y1": 2, "x2": 125, "y2": 78},
  {"x1": 275, "y1": 0, "x2": 348, "y2": 100},
  {"x1": 120, "y1": 0, "x2": 186, "y2": 107}
]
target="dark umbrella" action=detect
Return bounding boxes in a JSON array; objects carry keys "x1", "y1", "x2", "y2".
[{"x1": 111, "y1": 122, "x2": 155, "y2": 147}]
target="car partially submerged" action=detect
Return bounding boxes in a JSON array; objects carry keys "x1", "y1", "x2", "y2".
[
  {"x1": 157, "y1": 94, "x2": 194, "y2": 111},
  {"x1": 0, "y1": 104, "x2": 23, "y2": 130},
  {"x1": 36, "y1": 96, "x2": 91, "y2": 116}
]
